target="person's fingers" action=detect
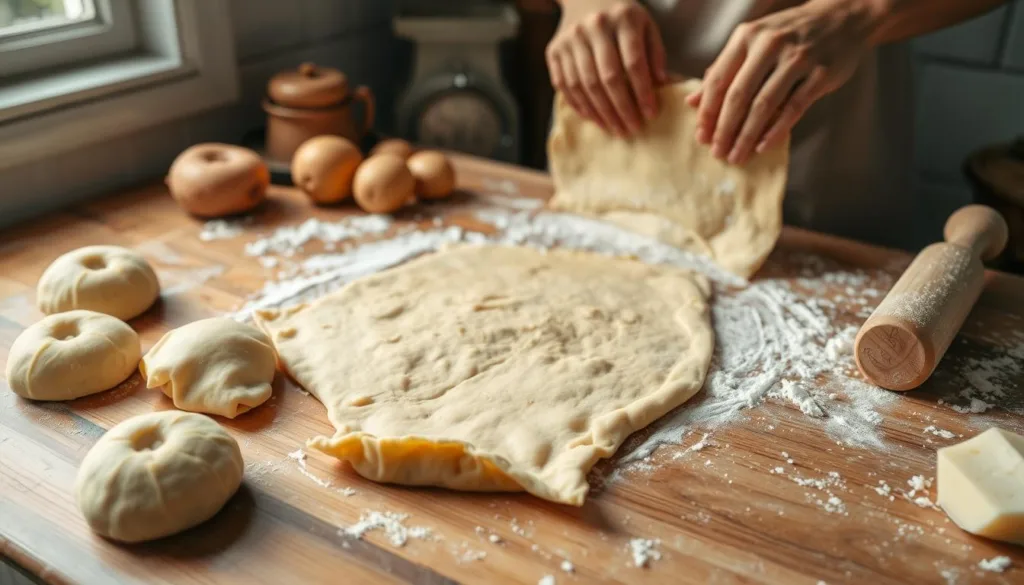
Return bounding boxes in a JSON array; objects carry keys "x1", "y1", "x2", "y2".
[
  {"x1": 645, "y1": 18, "x2": 669, "y2": 84},
  {"x1": 695, "y1": 26, "x2": 749, "y2": 146},
  {"x1": 727, "y1": 57, "x2": 809, "y2": 164},
  {"x1": 570, "y1": 40, "x2": 628, "y2": 135},
  {"x1": 585, "y1": 19, "x2": 644, "y2": 134},
  {"x1": 756, "y1": 68, "x2": 827, "y2": 153},
  {"x1": 558, "y1": 50, "x2": 602, "y2": 128},
  {"x1": 711, "y1": 34, "x2": 783, "y2": 160},
  {"x1": 617, "y1": 19, "x2": 657, "y2": 120}
]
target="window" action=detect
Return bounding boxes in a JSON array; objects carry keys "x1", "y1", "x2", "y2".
[
  {"x1": 0, "y1": 0, "x2": 239, "y2": 171},
  {"x1": 0, "y1": 0, "x2": 137, "y2": 78}
]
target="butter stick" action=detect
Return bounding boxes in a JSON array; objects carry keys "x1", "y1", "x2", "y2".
[{"x1": 937, "y1": 427, "x2": 1024, "y2": 545}]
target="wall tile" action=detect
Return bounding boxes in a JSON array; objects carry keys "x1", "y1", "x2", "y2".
[
  {"x1": 230, "y1": 0, "x2": 306, "y2": 61},
  {"x1": 914, "y1": 63, "x2": 1024, "y2": 184},
  {"x1": 299, "y1": 0, "x2": 393, "y2": 41},
  {"x1": 912, "y1": 5, "x2": 1009, "y2": 65},
  {"x1": 1004, "y1": 1, "x2": 1024, "y2": 69}
]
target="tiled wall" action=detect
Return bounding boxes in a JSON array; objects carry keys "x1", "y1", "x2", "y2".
[
  {"x1": 912, "y1": 1, "x2": 1024, "y2": 241},
  {"x1": 1, "y1": 0, "x2": 405, "y2": 227}
]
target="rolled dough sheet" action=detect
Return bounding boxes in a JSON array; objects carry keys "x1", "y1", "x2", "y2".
[
  {"x1": 254, "y1": 245, "x2": 714, "y2": 505},
  {"x1": 547, "y1": 79, "x2": 790, "y2": 279}
]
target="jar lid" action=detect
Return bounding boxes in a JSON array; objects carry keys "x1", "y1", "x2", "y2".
[
  {"x1": 268, "y1": 62, "x2": 349, "y2": 108},
  {"x1": 969, "y1": 137, "x2": 1024, "y2": 208}
]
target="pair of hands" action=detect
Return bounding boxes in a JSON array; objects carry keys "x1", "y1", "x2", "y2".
[{"x1": 546, "y1": 0, "x2": 874, "y2": 164}]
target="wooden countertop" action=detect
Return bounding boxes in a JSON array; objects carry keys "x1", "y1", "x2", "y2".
[{"x1": 1, "y1": 155, "x2": 1023, "y2": 585}]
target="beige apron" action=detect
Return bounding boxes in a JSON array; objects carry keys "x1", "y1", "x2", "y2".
[{"x1": 648, "y1": 0, "x2": 916, "y2": 248}]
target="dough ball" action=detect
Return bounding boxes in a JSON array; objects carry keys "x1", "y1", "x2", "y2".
[
  {"x1": 167, "y1": 143, "x2": 270, "y2": 218},
  {"x1": 352, "y1": 154, "x2": 415, "y2": 214},
  {"x1": 407, "y1": 150, "x2": 456, "y2": 199},
  {"x1": 75, "y1": 411, "x2": 243, "y2": 542},
  {"x1": 5, "y1": 310, "x2": 140, "y2": 401},
  {"x1": 140, "y1": 318, "x2": 276, "y2": 419},
  {"x1": 369, "y1": 138, "x2": 414, "y2": 160},
  {"x1": 291, "y1": 136, "x2": 363, "y2": 204},
  {"x1": 37, "y1": 245, "x2": 160, "y2": 321}
]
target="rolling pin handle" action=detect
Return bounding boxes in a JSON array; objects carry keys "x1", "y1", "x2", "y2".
[{"x1": 943, "y1": 204, "x2": 1009, "y2": 262}]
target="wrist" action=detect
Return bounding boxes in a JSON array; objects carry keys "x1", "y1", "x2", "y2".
[{"x1": 802, "y1": 0, "x2": 890, "y2": 47}]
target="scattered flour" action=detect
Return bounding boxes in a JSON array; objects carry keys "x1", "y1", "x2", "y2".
[
  {"x1": 978, "y1": 556, "x2": 1012, "y2": 572},
  {"x1": 450, "y1": 541, "x2": 487, "y2": 563},
  {"x1": 629, "y1": 538, "x2": 662, "y2": 568},
  {"x1": 199, "y1": 218, "x2": 251, "y2": 241},
  {"x1": 287, "y1": 449, "x2": 356, "y2": 496},
  {"x1": 245, "y1": 215, "x2": 393, "y2": 257},
  {"x1": 342, "y1": 510, "x2": 431, "y2": 547},
  {"x1": 560, "y1": 560, "x2": 575, "y2": 573},
  {"x1": 538, "y1": 576, "x2": 556, "y2": 585},
  {"x1": 923, "y1": 425, "x2": 957, "y2": 439}
]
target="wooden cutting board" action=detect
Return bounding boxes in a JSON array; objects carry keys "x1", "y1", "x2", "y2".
[{"x1": 1, "y1": 155, "x2": 1023, "y2": 585}]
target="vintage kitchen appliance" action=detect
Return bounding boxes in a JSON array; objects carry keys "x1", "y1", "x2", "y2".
[{"x1": 392, "y1": 0, "x2": 521, "y2": 163}]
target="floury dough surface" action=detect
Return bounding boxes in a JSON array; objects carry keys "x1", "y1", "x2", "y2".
[
  {"x1": 547, "y1": 79, "x2": 789, "y2": 279},
  {"x1": 254, "y1": 245, "x2": 714, "y2": 505},
  {"x1": 36, "y1": 245, "x2": 160, "y2": 321},
  {"x1": 5, "y1": 310, "x2": 140, "y2": 401},
  {"x1": 141, "y1": 318, "x2": 276, "y2": 419}
]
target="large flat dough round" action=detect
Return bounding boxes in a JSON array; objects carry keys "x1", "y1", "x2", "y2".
[
  {"x1": 254, "y1": 245, "x2": 714, "y2": 505},
  {"x1": 547, "y1": 79, "x2": 789, "y2": 279}
]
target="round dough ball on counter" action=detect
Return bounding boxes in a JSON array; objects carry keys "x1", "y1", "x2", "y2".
[
  {"x1": 76, "y1": 411, "x2": 243, "y2": 543},
  {"x1": 166, "y1": 143, "x2": 270, "y2": 218},
  {"x1": 37, "y1": 245, "x2": 160, "y2": 321},
  {"x1": 369, "y1": 138, "x2": 414, "y2": 160},
  {"x1": 291, "y1": 136, "x2": 363, "y2": 204},
  {"x1": 140, "y1": 318, "x2": 276, "y2": 419},
  {"x1": 407, "y1": 150, "x2": 456, "y2": 199},
  {"x1": 5, "y1": 310, "x2": 140, "y2": 401},
  {"x1": 352, "y1": 154, "x2": 416, "y2": 214}
]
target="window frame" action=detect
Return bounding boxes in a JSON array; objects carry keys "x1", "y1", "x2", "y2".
[
  {"x1": 0, "y1": 0, "x2": 138, "y2": 78},
  {"x1": 0, "y1": 0, "x2": 239, "y2": 172}
]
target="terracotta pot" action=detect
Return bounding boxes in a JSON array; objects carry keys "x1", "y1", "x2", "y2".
[{"x1": 263, "y1": 62, "x2": 375, "y2": 163}]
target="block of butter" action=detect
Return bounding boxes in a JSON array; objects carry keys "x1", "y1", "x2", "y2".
[{"x1": 937, "y1": 427, "x2": 1024, "y2": 545}]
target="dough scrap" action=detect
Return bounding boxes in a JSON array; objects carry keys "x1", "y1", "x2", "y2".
[
  {"x1": 141, "y1": 318, "x2": 276, "y2": 419},
  {"x1": 254, "y1": 245, "x2": 714, "y2": 505},
  {"x1": 5, "y1": 310, "x2": 140, "y2": 401},
  {"x1": 37, "y1": 245, "x2": 160, "y2": 320},
  {"x1": 547, "y1": 79, "x2": 789, "y2": 278},
  {"x1": 75, "y1": 411, "x2": 243, "y2": 542}
]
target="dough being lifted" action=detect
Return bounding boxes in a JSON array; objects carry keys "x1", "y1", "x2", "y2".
[
  {"x1": 255, "y1": 245, "x2": 714, "y2": 505},
  {"x1": 5, "y1": 310, "x2": 140, "y2": 401},
  {"x1": 37, "y1": 245, "x2": 160, "y2": 320},
  {"x1": 76, "y1": 411, "x2": 243, "y2": 542},
  {"x1": 141, "y1": 318, "x2": 276, "y2": 418},
  {"x1": 547, "y1": 79, "x2": 789, "y2": 278}
]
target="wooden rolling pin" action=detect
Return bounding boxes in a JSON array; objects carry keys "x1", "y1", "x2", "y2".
[{"x1": 854, "y1": 205, "x2": 1009, "y2": 391}]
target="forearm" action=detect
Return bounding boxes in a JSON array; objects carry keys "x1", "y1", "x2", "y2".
[{"x1": 808, "y1": 0, "x2": 1010, "y2": 46}]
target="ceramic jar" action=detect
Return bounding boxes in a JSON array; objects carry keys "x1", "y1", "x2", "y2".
[{"x1": 262, "y1": 62, "x2": 375, "y2": 163}]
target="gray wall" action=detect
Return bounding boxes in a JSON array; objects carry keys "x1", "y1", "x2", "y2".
[
  {"x1": 912, "y1": 1, "x2": 1024, "y2": 240},
  {"x1": 1, "y1": 0, "x2": 405, "y2": 226}
]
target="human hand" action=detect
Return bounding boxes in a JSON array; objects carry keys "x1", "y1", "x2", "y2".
[
  {"x1": 546, "y1": 0, "x2": 668, "y2": 137},
  {"x1": 687, "y1": 0, "x2": 878, "y2": 164}
]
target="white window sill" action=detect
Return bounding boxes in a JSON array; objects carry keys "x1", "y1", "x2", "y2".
[{"x1": 0, "y1": 54, "x2": 186, "y2": 120}]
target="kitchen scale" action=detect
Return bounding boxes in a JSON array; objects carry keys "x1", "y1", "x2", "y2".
[{"x1": 393, "y1": 0, "x2": 521, "y2": 163}]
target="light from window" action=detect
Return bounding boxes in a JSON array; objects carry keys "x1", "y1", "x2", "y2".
[{"x1": 0, "y1": 0, "x2": 96, "y2": 38}]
